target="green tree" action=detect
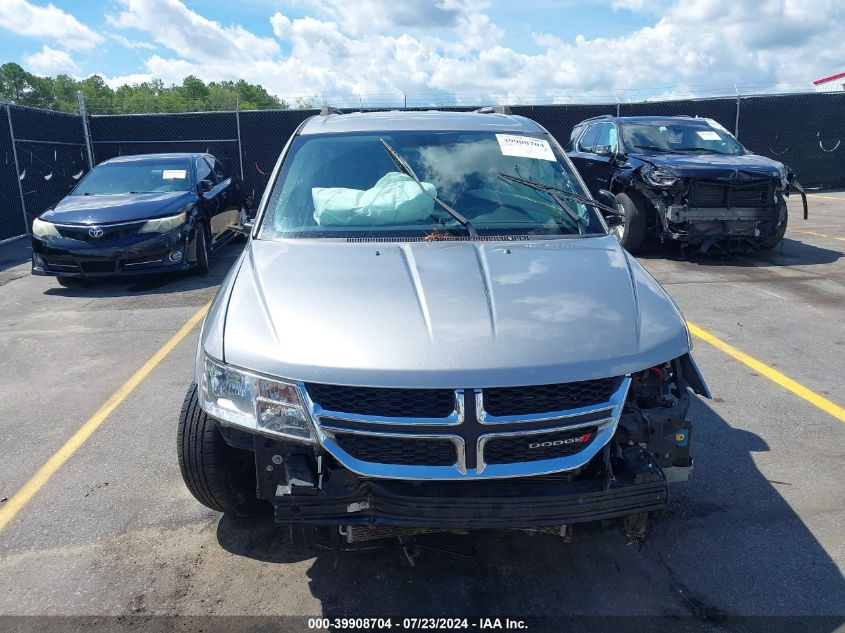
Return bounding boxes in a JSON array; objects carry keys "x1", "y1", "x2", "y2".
[{"x1": 0, "y1": 61, "x2": 293, "y2": 113}]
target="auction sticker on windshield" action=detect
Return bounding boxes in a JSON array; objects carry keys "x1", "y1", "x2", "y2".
[
  {"x1": 496, "y1": 134, "x2": 556, "y2": 161},
  {"x1": 696, "y1": 130, "x2": 721, "y2": 141},
  {"x1": 163, "y1": 169, "x2": 187, "y2": 179}
]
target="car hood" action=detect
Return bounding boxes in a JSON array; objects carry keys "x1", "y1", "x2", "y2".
[
  {"x1": 630, "y1": 152, "x2": 787, "y2": 182},
  {"x1": 210, "y1": 235, "x2": 690, "y2": 389},
  {"x1": 41, "y1": 191, "x2": 196, "y2": 224}
]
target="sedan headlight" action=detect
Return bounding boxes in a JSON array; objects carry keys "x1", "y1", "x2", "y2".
[
  {"x1": 641, "y1": 164, "x2": 678, "y2": 188},
  {"x1": 139, "y1": 211, "x2": 186, "y2": 234},
  {"x1": 32, "y1": 217, "x2": 61, "y2": 237},
  {"x1": 200, "y1": 355, "x2": 316, "y2": 443}
]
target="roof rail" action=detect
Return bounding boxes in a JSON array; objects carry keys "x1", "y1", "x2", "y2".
[
  {"x1": 475, "y1": 105, "x2": 512, "y2": 115},
  {"x1": 320, "y1": 105, "x2": 343, "y2": 116},
  {"x1": 581, "y1": 114, "x2": 614, "y2": 122}
]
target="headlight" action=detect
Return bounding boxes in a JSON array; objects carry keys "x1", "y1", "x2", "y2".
[
  {"x1": 200, "y1": 355, "x2": 316, "y2": 443},
  {"x1": 139, "y1": 212, "x2": 186, "y2": 234},
  {"x1": 641, "y1": 164, "x2": 678, "y2": 188},
  {"x1": 32, "y1": 217, "x2": 61, "y2": 237}
]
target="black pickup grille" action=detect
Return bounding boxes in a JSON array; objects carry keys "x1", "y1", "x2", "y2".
[
  {"x1": 483, "y1": 377, "x2": 620, "y2": 416},
  {"x1": 484, "y1": 427, "x2": 597, "y2": 465},
  {"x1": 304, "y1": 384, "x2": 455, "y2": 418},
  {"x1": 690, "y1": 181, "x2": 772, "y2": 208},
  {"x1": 333, "y1": 433, "x2": 456, "y2": 466}
]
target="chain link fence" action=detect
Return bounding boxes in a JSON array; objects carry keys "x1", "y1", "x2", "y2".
[{"x1": 1, "y1": 91, "x2": 844, "y2": 242}]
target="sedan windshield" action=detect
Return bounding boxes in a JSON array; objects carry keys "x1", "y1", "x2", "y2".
[
  {"x1": 258, "y1": 130, "x2": 605, "y2": 239},
  {"x1": 74, "y1": 159, "x2": 193, "y2": 195},
  {"x1": 620, "y1": 120, "x2": 745, "y2": 156}
]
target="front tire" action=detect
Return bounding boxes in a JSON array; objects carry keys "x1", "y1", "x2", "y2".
[
  {"x1": 757, "y1": 199, "x2": 788, "y2": 250},
  {"x1": 614, "y1": 192, "x2": 647, "y2": 253},
  {"x1": 189, "y1": 222, "x2": 210, "y2": 275},
  {"x1": 177, "y1": 384, "x2": 262, "y2": 516}
]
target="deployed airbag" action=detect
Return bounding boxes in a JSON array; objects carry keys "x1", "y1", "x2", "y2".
[{"x1": 313, "y1": 172, "x2": 436, "y2": 226}]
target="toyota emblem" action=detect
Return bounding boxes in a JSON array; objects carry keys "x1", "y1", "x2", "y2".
[{"x1": 88, "y1": 227, "x2": 104, "y2": 238}]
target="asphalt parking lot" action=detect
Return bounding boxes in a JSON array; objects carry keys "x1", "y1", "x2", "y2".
[{"x1": 0, "y1": 194, "x2": 844, "y2": 630}]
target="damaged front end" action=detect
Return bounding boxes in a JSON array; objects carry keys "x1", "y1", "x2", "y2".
[
  {"x1": 628, "y1": 161, "x2": 807, "y2": 254},
  {"x1": 219, "y1": 356, "x2": 707, "y2": 543}
]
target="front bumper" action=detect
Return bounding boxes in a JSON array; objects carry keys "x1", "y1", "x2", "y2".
[
  {"x1": 31, "y1": 227, "x2": 191, "y2": 278},
  {"x1": 270, "y1": 470, "x2": 668, "y2": 529}
]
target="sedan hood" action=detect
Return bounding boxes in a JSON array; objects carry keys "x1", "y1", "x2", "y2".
[
  {"x1": 631, "y1": 152, "x2": 786, "y2": 182},
  {"x1": 215, "y1": 236, "x2": 690, "y2": 388},
  {"x1": 41, "y1": 191, "x2": 195, "y2": 224}
]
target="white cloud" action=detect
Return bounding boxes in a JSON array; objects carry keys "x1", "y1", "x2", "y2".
[
  {"x1": 23, "y1": 45, "x2": 79, "y2": 75},
  {"x1": 97, "y1": 0, "x2": 845, "y2": 105},
  {"x1": 107, "y1": 0, "x2": 279, "y2": 62},
  {"x1": 0, "y1": 0, "x2": 103, "y2": 50},
  {"x1": 108, "y1": 33, "x2": 156, "y2": 51}
]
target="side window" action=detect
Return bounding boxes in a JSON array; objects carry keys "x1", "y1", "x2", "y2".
[
  {"x1": 577, "y1": 124, "x2": 601, "y2": 153},
  {"x1": 210, "y1": 158, "x2": 229, "y2": 182},
  {"x1": 569, "y1": 125, "x2": 585, "y2": 150},
  {"x1": 196, "y1": 157, "x2": 214, "y2": 184},
  {"x1": 594, "y1": 123, "x2": 618, "y2": 154}
]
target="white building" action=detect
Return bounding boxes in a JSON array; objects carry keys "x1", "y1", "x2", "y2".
[{"x1": 813, "y1": 72, "x2": 845, "y2": 92}]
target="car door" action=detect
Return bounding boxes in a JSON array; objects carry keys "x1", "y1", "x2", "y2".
[
  {"x1": 568, "y1": 122, "x2": 618, "y2": 196},
  {"x1": 205, "y1": 157, "x2": 239, "y2": 245}
]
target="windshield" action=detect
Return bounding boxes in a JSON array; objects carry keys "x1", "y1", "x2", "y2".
[
  {"x1": 258, "y1": 130, "x2": 605, "y2": 240},
  {"x1": 620, "y1": 120, "x2": 745, "y2": 156},
  {"x1": 74, "y1": 159, "x2": 193, "y2": 195}
]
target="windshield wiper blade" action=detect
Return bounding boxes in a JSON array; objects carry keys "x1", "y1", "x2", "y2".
[
  {"x1": 379, "y1": 138, "x2": 478, "y2": 238},
  {"x1": 673, "y1": 147, "x2": 723, "y2": 154},
  {"x1": 497, "y1": 172, "x2": 618, "y2": 225},
  {"x1": 633, "y1": 144, "x2": 674, "y2": 153}
]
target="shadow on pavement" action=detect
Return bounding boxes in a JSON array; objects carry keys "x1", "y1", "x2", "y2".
[
  {"x1": 215, "y1": 398, "x2": 845, "y2": 630},
  {"x1": 637, "y1": 237, "x2": 843, "y2": 267},
  {"x1": 0, "y1": 237, "x2": 32, "y2": 273}
]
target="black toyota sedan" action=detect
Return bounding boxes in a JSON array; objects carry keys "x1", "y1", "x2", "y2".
[{"x1": 31, "y1": 153, "x2": 247, "y2": 284}]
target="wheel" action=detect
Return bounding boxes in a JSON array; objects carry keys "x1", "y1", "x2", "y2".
[
  {"x1": 757, "y1": 198, "x2": 788, "y2": 250},
  {"x1": 614, "y1": 192, "x2": 647, "y2": 253},
  {"x1": 177, "y1": 383, "x2": 263, "y2": 516},
  {"x1": 189, "y1": 222, "x2": 210, "y2": 275}
]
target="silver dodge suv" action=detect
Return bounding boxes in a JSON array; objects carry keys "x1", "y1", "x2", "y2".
[{"x1": 177, "y1": 108, "x2": 710, "y2": 543}]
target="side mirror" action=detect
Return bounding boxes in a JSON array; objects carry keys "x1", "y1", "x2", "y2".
[
  {"x1": 231, "y1": 220, "x2": 254, "y2": 236},
  {"x1": 594, "y1": 144, "x2": 614, "y2": 157},
  {"x1": 199, "y1": 179, "x2": 214, "y2": 193},
  {"x1": 597, "y1": 189, "x2": 624, "y2": 229}
]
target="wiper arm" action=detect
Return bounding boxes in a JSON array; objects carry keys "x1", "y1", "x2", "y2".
[
  {"x1": 497, "y1": 172, "x2": 619, "y2": 225},
  {"x1": 633, "y1": 144, "x2": 674, "y2": 153},
  {"x1": 379, "y1": 139, "x2": 478, "y2": 238},
  {"x1": 673, "y1": 147, "x2": 723, "y2": 154}
]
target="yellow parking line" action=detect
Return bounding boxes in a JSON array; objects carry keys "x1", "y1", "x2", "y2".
[
  {"x1": 687, "y1": 322, "x2": 845, "y2": 423},
  {"x1": 0, "y1": 303, "x2": 210, "y2": 534},
  {"x1": 807, "y1": 194, "x2": 845, "y2": 201},
  {"x1": 792, "y1": 230, "x2": 845, "y2": 242}
]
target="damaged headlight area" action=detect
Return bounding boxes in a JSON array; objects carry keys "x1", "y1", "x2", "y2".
[
  {"x1": 640, "y1": 164, "x2": 678, "y2": 188},
  {"x1": 200, "y1": 355, "x2": 316, "y2": 443},
  {"x1": 615, "y1": 358, "x2": 696, "y2": 482}
]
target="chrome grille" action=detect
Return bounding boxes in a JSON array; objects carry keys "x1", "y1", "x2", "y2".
[{"x1": 305, "y1": 376, "x2": 631, "y2": 480}]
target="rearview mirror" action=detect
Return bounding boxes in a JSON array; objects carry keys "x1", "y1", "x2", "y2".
[
  {"x1": 597, "y1": 189, "x2": 624, "y2": 229},
  {"x1": 597, "y1": 189, "x2": 617, "y2": 210},
  {"x1": 199, "y1": 179, "x2": 214, "y2": 193},
  {"x1": 594, "y1": 144, "x2": 614, "y2": 157}
]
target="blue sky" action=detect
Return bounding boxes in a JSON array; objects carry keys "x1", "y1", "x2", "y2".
[{"x1": 0, "y1": 0, "x2": 841, "y2": 106}]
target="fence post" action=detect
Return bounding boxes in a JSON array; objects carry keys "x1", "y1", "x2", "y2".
[
  {"x1": 77, "y1": 91, "x2": 95, "y2": 170},
  {"x1": 733, "y1": 83, "x2": 741, "y2": 139},
  {"x1": 235, "y1": 97, "x2": 244, "y2": 181},
  {"x1": 5, "y1": 104, "x2": 29, "y2": 233}
]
